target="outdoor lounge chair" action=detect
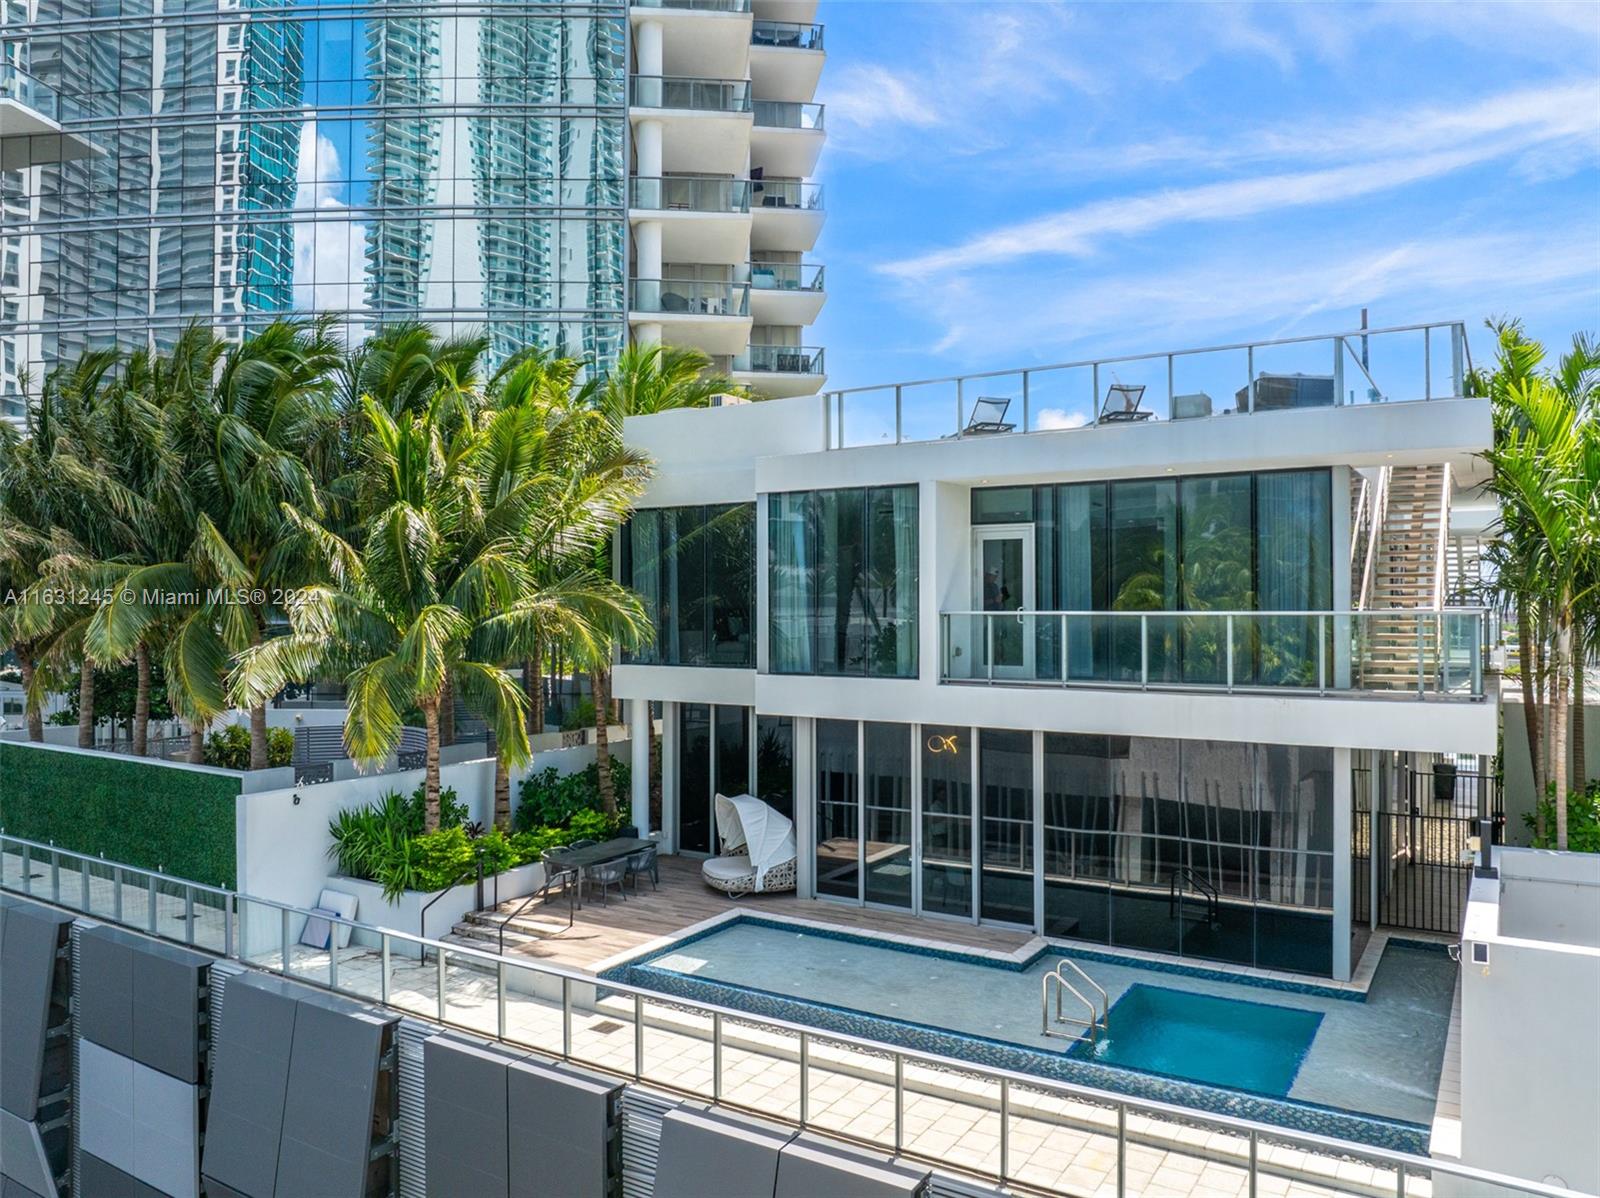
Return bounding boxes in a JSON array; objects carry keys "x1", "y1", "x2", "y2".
[
  {"x1": 962, "y1": 396, "x2": 1016, "y2": 435},
  {"x1": 584, "y1": 858, "x2": 627, "y2": 906},
  {"x1": 1099, "y1": 382, "x2": 1152, "y2": 422},
  {"x1": 701, "y1": 793, "x2": 798, "y2": 896}
]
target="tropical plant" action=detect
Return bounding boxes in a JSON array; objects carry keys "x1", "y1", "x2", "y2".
[{"x1": 202, "y1": 724, "x2": 294, "y2": 770}]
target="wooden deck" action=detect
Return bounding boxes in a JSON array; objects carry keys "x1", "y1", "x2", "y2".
[{"x1": 457, "y1": 854, "x2": 1034, "y2": 974}]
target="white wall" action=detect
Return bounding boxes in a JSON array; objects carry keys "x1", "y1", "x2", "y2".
[
  {"x1": 624, "y1": 393, "x2": 828, "y2": 507},
  {"x1": 1458, "y1": 848, "x2": 1600, "y2": 1194}
]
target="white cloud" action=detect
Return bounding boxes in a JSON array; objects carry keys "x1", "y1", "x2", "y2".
[
  {"x1": 293, "y1": 121, "x2": 370, "y2": 335},
  {"x1": 881, "y1": 80, "x2": 1600, "y2": 281},
  {"x1": 1035, "y1": 408, "x2": 1089, "y2": 430}
]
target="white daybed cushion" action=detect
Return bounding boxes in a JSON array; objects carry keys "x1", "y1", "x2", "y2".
[{"x1": 701, "y1": 855, "x2": 755, "y2": 886}]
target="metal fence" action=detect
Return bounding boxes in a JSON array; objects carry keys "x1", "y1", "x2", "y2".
[{"x1": 0, "y1": 832, "x2": 1579, "y2": 1198}]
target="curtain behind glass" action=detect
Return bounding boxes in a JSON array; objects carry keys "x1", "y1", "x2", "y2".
[
  {"x1": 627, "y1": 510, "x2": 662, "y2": 664},
  {"x1": 1256, "y1": 471, "x2": 1332, "y2": 686},
  {"x1": 769, "y1": 492, "x2": 814, "y2": 673}
]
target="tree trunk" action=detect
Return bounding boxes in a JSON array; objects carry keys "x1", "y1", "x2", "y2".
[
  {"x1": 525, "y1": 648, "x2": 544, "y2": 735},
  {"x1": 422, "y1": 698, "x2": 442, "y2": 832},
  {"x1": 77, "y1": 656, "x2": 94, "y2": 748},
  {"x1": 133, "y1": 642, "x2": 151, "y2": 757},
  {"x1": 440, "y1": 675, "x2": 455, "y2": 747},
  {"x1": 494, "y1": 754, "x2": 511, "y2": 831},
  {"x1": 17, "y1": 650, "x2": 43, "y2": 741},
  {"x1": 1573, "y1": 625, "x2": 1587, "y2": 790},
  {"x1": 248, "y1": 624, "x2": 268, "y2": 769},
  {"x1": 1516, "y1": 601, "x2": 1542, "y2": 809},
  {"x1": 592, "y1": 668, "x2": 615, "y2": 816},
  {"x1": 188, "y1": 721, "x2": 206, "y2": 765},
  {"x1": 1554, "y1": 617, "x2": 1572, "y2": 851}
]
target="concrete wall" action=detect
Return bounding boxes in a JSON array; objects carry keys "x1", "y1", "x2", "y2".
[
  {"x1": 1458, "y1": 847, "x2": 1600, "y2": 1194},
  {"x1": 1501, "y1": 698, "x2": 1599, "y2": 844}
]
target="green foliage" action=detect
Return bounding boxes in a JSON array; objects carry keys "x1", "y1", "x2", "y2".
[
  {"x1": 202, "y1": 724, "x2": 293, "y2": 770},
  {"x1": 559, "y1": 697, "x2": 596, "y2": 732},
  {"x1": 328, "y1": 782, "x2": 498, "y2": 900},
  {"x1": 513, "y1": 757, "x2": 630, "y2": 832},
  {"x1": 0, "y1": 740, "x2": 239, "y2": 887},
  {"x1": 1525, "y1": 782, "x2": 1600, "y2": 854},
  {"x1": 47, "y1": 660, "x2": 175, "y2": 728}
]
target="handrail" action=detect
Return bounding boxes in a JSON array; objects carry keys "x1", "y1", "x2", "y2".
[
  {"x1": 1432, "y1": 463, "x2": 1453, "y2": 613},
  {"x1": 2, "y1": 831, "x2": 1590, "y2": 1198},
  {"x1": 1349, "y1": 474, "x2": 1371, "y2": 579},
  {"x1": 498, "y1": 856, "x2": 576, "y2": 952},
  {"x1": 1358, "y1": 467, "x2": 1391, "y2": 611},
  {"x1": 1169, "y1": 866, "x2": 1220, "y2": 925},
  {"x1": 1058, "y1": 957, "x2": 1108, "y2": 1022},
  {"x1": 419, "y1": 850, "x2": 484, "y2": 943},
  {"x1": 1041, "y1": 965, "x2": 1100, "y2": 1042}
]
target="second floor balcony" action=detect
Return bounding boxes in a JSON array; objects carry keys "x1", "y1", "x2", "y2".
[
  {"x1": 940, "y1": 608, "x2": 1488, "y2": 700},
  {"x1": 631, "y1": 175, "x2": 751, "y2": 213},
  {"x1": 733, "y1": 344, "x2": 824, "y2": 375},
  {"x1": 631, "y1": 277, "x2": 751, "y2": 318}
]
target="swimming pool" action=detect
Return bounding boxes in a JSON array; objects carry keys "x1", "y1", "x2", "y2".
[{"x1": 603, "y1": 916, "x2": 1456, "y2": 1152}]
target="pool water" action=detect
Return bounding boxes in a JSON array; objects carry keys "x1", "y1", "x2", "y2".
[
  {"x1": 609, "y1": 916, "x2": 1456, "y2": 1148},
  {"x1": 1072, "y1": 984, "x2": 1322, "y2": 1096}
]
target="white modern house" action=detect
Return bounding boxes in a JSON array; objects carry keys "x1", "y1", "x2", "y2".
[
  {"x1": 614, "y1": 321, "x2": 1499, "y2": 983},
  {"x1": 628, "y1": 0, "x2": 827, "y2": 395}
]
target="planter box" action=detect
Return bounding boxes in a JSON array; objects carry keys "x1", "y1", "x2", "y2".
[{"x1": 325, "y1": 861, "x2": 545, "y2": 959}]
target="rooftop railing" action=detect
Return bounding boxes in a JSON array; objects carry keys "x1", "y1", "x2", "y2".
[
  {"x1": 752, "y1": 19, "x2": 824, "y2": 50},
  {"x1": 631, "y1": 277, "x2": 751, "y2": 317},
  {"x1": 941, "y1": 608, "x2": 1489, "y2": 699},
  {"x1": 630, "y1": 74, "x2": 752, "y2": 113},
  {"x1": 0, "y1": 832, "x2": 1581, "y2": 1198},
  {"x1": 630, "y1": 174, "x2": 751, "y2": 213},
  {"x1": 632, "y1": 0, "x2": 752, "y2": 10},
  {"x1": 749, "y1": 261, "x2": 824, "y2": 290},
  {"x1": 753, "y1": 98, "x2": 824, "y2": 129},
  {"x1": 734, "y1": 344, "x2": 825, "y2": 374},
  {"x1": 825, "y1": 320, "x2": 1472, "y2": 449}
]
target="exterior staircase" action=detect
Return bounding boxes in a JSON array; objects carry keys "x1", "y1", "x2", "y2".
[{"x1": 1356, "y1": 463, "x2": 1450, "y2": 690}]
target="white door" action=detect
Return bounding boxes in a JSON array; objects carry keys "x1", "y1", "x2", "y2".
[{"x1": 971, "y1": 526, "x2": 1035, "y2": 679}]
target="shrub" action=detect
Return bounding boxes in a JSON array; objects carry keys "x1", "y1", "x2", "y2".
[
  {"x1": 559, "y1": 697, "x2": 596, "y2": 732},
  {"x1": 329, "y1": 783, "x2": 499, "y2": 899},
  {"x1": 411, "y1": 826, "x2": 476, "y2": 891},
  {"x1": 1524, "y1": 781, "x2": 1600, "y2": 853},
  {"x1": 202, "y1": 724, "x2": 294, "y2": 769},
  {"x1": 513, "y1": 757, "x2": 630, "y2": 833}
]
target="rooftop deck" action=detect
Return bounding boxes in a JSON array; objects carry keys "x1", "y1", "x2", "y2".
[{"x1": 456, "y1": 853, "x2": 1035, "y2": 972}]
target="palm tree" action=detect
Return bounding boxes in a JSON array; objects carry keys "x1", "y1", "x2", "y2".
[{"x1": 1482, "y1": 324, "x2": 1600, "y2": 850}]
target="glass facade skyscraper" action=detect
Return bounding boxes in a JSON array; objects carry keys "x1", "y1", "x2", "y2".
[{"x1": 0, "y1": 0, "x2": 627, "y2": 393}]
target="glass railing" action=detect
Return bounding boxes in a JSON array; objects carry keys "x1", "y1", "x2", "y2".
[
  {"x1": 753, "y1": 99, "x2": 824, "y2": 129},
  {"x1": 630, "y1": 175, "x2": 750, "y2": 213},
  {"x1": 631, "y1": 278, "x2": 751, "y2": 317},
  {"x1": 0, "y1": 61, "x2": 59, "y2": 121},
  {"x1": 825, "y1": 320, "x2": 1473, "y2": 448},
  {"x1": 633, "y1": 0, "x2": 752, "y2": 10},
  {"x1": 630, "y1": 74, "x2": 752, "y2": 113},
  {"x1": 0, "y1": 832, "x2": 1582, "y2": 1198},
  {"x1": 940, "y1": 608, "x2": 1488, "y2": 698},
  {"x1": 733, "y1": 345, "x2": 824, "y2": 374},
  {"x1": 753, "y1": 178, "x2": 823, "y2": 209},
  {"x1": 748, "y1": 261, "x2": 823, "y2": 290},
  {"x1": 752, "y1": 19, "x2": 824, "y2": 50}
]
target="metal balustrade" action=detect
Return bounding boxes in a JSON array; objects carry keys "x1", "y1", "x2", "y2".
[
  {"x1": 824, "y1": 320, "x2": 1472, "y2": 449},
  {"x1": 733, "y1": 345, "x2": 824, "y2": 374},
  {"x1": 748, "y1": 261, "x2": 824, "y2": 290},
  {"x1": 630, "y1": 74, "x2": 752, "y2": 113},
  {"x1": 630, "y1": 278, "x2": 751, "y2": 317},
  {"x1": 753, "y1": 99, "x2": 824, "y2": 129},
  {"x1": 630, "y1": 174, "x2": 751, "y2": 213},
  {"x1": 941, "y1": 608, "x2": 1488, "y2": 698},
  {"x1": 0, "y1": 61, "x2": 59, "y2": 120},
  {"x1": 752, "y1": 19, "x2": 824, "y2": 50},
  {"x1": 1, "y1": 831, "x2": 1576, "y2": 1198},
  {"x1": 633, "y1": 0, "x2": 752, "y2": 10}
]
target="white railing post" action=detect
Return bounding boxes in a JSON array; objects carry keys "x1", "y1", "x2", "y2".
[
  {"x1": 894, "y1": 385, "x2": 903, "y2": 444},
  {"x1": 562, "y1": 976, "x2": 573, "y2": 1058},
  {"x1": 999, "y1": 1076, "x2": 1010, "y2": 1183},
  {"x1": 497, "y1": 962, "x2": 508, "y2": 1040},
  {"x1": 1226, "y1": 615, "x2": 1234, "y2": 692},
  {"x1": 1417, "y1": 617, "x2": 1426, "y2": 696},
  {"x1": 381, "y1": 935, "x2": 391, "y2": 1004},
  {"x1": 1021, "y1": 371, "x2": 1030, "y2": 432},
  {"x1": 280, "y1": 906, "x2": 291, "y2": 975},
  {"x1": 634, "y1": 993, "x2": 645, "y2": 1079},
  {"x1": 1318, "y1": 615, "x2": 1327, "y2": 693},
  {"x1": 437, "y1": 949, "x2": 447, "y2": 1022},
  {"x1": 1061, "y1": 613, "x2": 1069, "y2": 686},
  {"x1": 1140, "y1": 615, "x2": 1149, "y2": 688},
  {"x1": 799, "y1": 1032, "x2": 810, "y2": 1125},
  {"x1": 1424, "y1": 326, "x2": 1432, "y2": 400},
  {"x1": 986, "y1": 615, "x2": 994, "y2": 682},
  {"x1": 1091, "y1": 363, "x2": 1100, "y2": 425}
]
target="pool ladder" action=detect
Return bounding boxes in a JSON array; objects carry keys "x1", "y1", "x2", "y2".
[{"x1": 1041, "y1": 958, "x2": 1109, "y2": 1043}]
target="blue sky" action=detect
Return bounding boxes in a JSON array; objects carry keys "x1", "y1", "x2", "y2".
[{"x1": 809, "y1": 1, "x2": 1600, "y2": 395}]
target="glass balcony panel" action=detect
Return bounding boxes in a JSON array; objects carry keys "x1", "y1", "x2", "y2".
[
  {"x1": 754, "y1": 178, "x2": 823, "y2": 209},
  {"x1": 630, "y1": 175, "x2": 749, "y2": 213},
  {"x1": 631, "y1": 278, "x2": 750, "y2": 316},
  {"x1": 753, "y1": 99, "x2": 824, "y2": 129},
  {"x1": 751, "y1": 20, "x2": 824, "y2": 50},
  {"x1": 831, "y1": 385, "x2": 898, "y2": 447},
  {"x1": 634, "y1": 0, "x2": 751, "y2": 10},
  {"x1": 1361, "y1": 326, "x2": 1430, "y2": 406},
  {"x1": 631, "y1": 74, "x2": 752, "y2": 113},
  {"x1": 0, "y1": 62, "x2": 59, "y2": 121},
  {"x1": 1021, "y1": 364, "x2": 1096, "y2": 434},
  {"x1": 748, "y1": 261, "x2": 823, "y2": 290},
  {"x1": 1248, "y1": 338, "x2": 1341, "y2": 411},
  {"x1": 1170, "y1": 346, "x2": 1250, "y2": 420},
  {"x1": 892, "y1": 377, "x2": 959, "y2": 444},
  {"x1": 733, "y1": 345, "x2": 823, "y2": 373}
]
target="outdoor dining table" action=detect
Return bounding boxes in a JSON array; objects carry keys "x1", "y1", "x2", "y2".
[{"x1": 551, "y1": 837, "x2": 655, "y2": 909}]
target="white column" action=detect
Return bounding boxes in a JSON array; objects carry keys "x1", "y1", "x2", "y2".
[
  {"x1": 635, "y1": 322, "x2": 663, "y2": 347},
  {"x1": 635, "y1": 118, "x2": 663, "y2": 179},
  {"x1": 1331, "y1": 464, "x2": 1354, "y2": 689},
  {"x1": 794, "y1": 717, "x2": 815, "y2": 898},
  {"x1": 635, "y1": 218, "x2": 663, "y2": 278},
  {"x1": 630, "y1": 698, "x2": 652, "y2": 839},
  {"x1": 636, "y1": 20, "x2": 664, "y2": 77},
  {"x1": 661, "y1": 700, "x2": 679, "y2": 854},
  {"x1": 1032, "y1": 729, "x2": 1046, "y2": 936},
  {"x1": 1332, "y1": 746, "x2": 1354, "y2": 981}
]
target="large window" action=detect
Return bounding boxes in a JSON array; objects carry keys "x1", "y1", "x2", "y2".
[
  {"x1": 814, "y1": 719, "x2": 859, "y2": 898},
  {"x1": 623, "y1": 504, "x2": 755, "y2": 668},
  {"x1": 921, "y1": 725, "x2": 972, "y2": 918},
  {"x1": 973, "y1": 470, "x2": 1332, "y2": 686},
  {"x1": 755, "y1": 715, "x2": 795, "y2": 821},
  {"x1": 769, "y1": 485, "x2": 918, "y2": 677},
  {"x1": 676, "y1": 704, "x2": 753, "y2": 854},
  {"x1": 863, "y1": 723, "x2": 912, "y2": 908}
]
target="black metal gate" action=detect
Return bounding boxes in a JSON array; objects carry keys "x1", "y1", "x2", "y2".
[{"x1": 1352, "y1": 758, "x2": 1502, "y2": 934}]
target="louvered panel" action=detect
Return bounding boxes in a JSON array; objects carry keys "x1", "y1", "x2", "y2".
[
  {"x1": 619, "y1": 1085, "x2": 678, "y2": 1198},
  {"x1": 395, "y1": 1016, "x2": 442, "y2": 1198}
]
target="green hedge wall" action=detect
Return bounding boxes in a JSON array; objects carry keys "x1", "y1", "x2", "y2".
[{"x1": 0, "y1": 741, "x2": 239, "y2": 888}]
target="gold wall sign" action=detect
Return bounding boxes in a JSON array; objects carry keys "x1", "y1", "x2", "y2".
[{"x1": 926, "y1": 733, "x2": 959, "y2": 755}]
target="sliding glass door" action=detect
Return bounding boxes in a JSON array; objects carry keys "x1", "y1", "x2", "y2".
[
  {"x1": 921, "y1": 725, "x2": 972, "y2": 918},
  {"x1": 979, "y1": 729, "x2": 1035, "y2": 926},
  {"x1": 676, "y1": 704, "x2": 751, "y2": 855}
]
